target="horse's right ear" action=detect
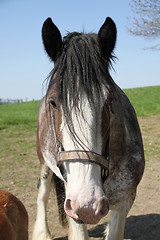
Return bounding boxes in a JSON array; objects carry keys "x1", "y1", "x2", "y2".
[
  {"x1": 42, "y1": 18, "x2": 62, "y2": 61},
  {"x1": 98, "y1": 17, "x2": 117, "y2": 59}
]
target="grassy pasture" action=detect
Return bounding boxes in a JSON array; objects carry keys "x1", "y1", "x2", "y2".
[
  {"x1": 124, "y1": 86, "x2": 160, "y2": 116},
  {"x1": 0, "y1": 100, "x2": 39, "y2": 130},
  {"x1": 0, "y1": 86, "x2": 159, "y2": 132}
]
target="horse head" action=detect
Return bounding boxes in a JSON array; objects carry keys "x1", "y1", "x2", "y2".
[{"x1": 40, "y1": 17, "x2": 117, "y2": 224}]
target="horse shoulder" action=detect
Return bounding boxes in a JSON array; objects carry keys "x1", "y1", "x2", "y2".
[
  {"x1": 106, "y1": 87, "x2": 145, "y2": 203},
  {"x1": 0, "y1": 190, "x2": 28, "y2": 240}
]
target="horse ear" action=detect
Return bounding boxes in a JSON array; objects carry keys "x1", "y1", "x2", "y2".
[
  {"x1": 98, "y1": 17, "x2": 117, "y2": 59},
  {"x1": 42, "y1": 18, "x2": 62, "y2": 61}
]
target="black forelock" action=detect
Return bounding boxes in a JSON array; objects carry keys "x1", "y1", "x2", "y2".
[{"x1": 47, "y1": 31, "x2": 115, "y2": 104}]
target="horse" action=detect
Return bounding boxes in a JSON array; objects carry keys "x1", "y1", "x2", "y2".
[
  {"x1": 32, "y1": 17, "x2": 145, "y2": 240},
  {"x1": 0, "y1": 189, "x2": 28, "y2": 240}
]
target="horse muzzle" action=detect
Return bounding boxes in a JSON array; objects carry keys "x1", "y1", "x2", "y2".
[{"x1": 64, "y1": 196, "x2": 109, "y2": 224}]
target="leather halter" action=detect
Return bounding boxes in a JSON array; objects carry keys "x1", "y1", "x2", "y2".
[
  {"x1": 59, "y1": 150, "x2": 108, "y2": 169},
  {"x1": 49, "y1": 100, "x2": 109, "y2": 181}
]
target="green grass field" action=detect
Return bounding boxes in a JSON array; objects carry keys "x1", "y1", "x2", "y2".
[
  {"x1": 124, "y1": 86, "x2": 160, "y2": 116},
  {"x1": 0, "y1": 86, "x2": 159, "y2": 131},
  {"x1": 0, "y1": 100, "x2": 40, "y2": 130}
]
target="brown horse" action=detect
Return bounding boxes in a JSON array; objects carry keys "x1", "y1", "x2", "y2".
[
  {"x1": 32, "y1": 17, "x2": 145, "y2": 240},
  {"x1": 0, "y1": 189, "x2": 28, "y2": 240}
]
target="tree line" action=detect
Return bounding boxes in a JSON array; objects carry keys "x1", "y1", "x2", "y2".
[{"x1": 0, "y1": 99, "x2": 24, "y2": 105}]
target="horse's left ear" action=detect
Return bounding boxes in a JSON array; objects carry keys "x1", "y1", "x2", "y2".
[
  {"x1": 42, "y1": 18, "x2": 62, "y2": 61},
  {"x1": 98, "y1": 17, "x2": 117, "y2": 59}
]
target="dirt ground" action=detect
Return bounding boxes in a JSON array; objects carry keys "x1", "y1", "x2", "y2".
[{"x1": 1, "y1": 115, "x2": 160, "y2": 240}]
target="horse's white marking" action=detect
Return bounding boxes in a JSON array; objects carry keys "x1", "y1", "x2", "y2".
[
  {"x1": 32, "y1": 165, "x2": 53, "y2": 240},
  {"x1": 61, "y1": 92, "x2": 103, "y2": 192},
  {"x1": 68, "y1": 218, "x2": 88, "y2": 240},
  {"x1": 61, "y1": 90, "x2": 104, "y2": 152},
  {"x1": 61, "y1": 92, "x2": 108, "y2": 224},
  {"x1": 105, "y1": 209, "x2": 126, "y2": 240},
  {"x1": 104, "y1": 196, "x2": 135, "y2": 240},
  {"x1": 64, "y1": 161, "x2": 104, "y2": 206}
]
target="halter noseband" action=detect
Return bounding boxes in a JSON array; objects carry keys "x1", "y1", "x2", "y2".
[{"x1": 58, "y1": 150, "x2": 109, "y2": 176}]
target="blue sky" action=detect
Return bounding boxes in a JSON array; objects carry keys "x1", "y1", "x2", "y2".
[{"x1": 0, "y1": 0, "x2": 159, "y2": 100}]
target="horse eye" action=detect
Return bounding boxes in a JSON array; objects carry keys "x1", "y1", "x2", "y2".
[
  {"x1": 51, "y1": 100, "x2": 57, "y2": 109},
  {"x1": 49, "y1": 99, "x2": 57, "y2": 109}
]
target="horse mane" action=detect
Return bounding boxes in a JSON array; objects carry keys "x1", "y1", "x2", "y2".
[{"x1": 46, "y1": 32, "x2": 115, "y2": 143}]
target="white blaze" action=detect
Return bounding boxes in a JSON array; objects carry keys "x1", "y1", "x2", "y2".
[
  {"x1": 61, "y1": 94, "x2": 103, "y2": 153},
  {"x1": 60, "y1": 92, "x2": 106, "y2": 208}
]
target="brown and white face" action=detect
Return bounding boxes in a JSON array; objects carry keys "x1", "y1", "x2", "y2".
[{"x1": 42, "y1": 17, "x2": 117, "y2": 224}]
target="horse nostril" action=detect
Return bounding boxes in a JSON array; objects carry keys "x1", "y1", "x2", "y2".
[
  {"x1": 65, "y1": 199, "x2": 72, "y2": 211},
  {"x1": 64, "y1": 199, "x2": 79, "y2": 220},
  {"x1": 100, "y1": 198, "x2": 107, "y2": 215},
  {"x1": 96, "y1": 197, "x2": 109, "y2": 217},
  {"x1": 64, "y1": 197, "x2": 109, "y2": 224}
]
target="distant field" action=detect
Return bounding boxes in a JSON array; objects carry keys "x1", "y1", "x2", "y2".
[
  {"x1": 124, "y1": 86, "x2": 160, "y2": 116},
  {"x1": 0, "y1": 86, "x2": 159, "y2": 131},
  {"x1": 0, "y1": 100, "x2": 39, "y2": 130}
]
